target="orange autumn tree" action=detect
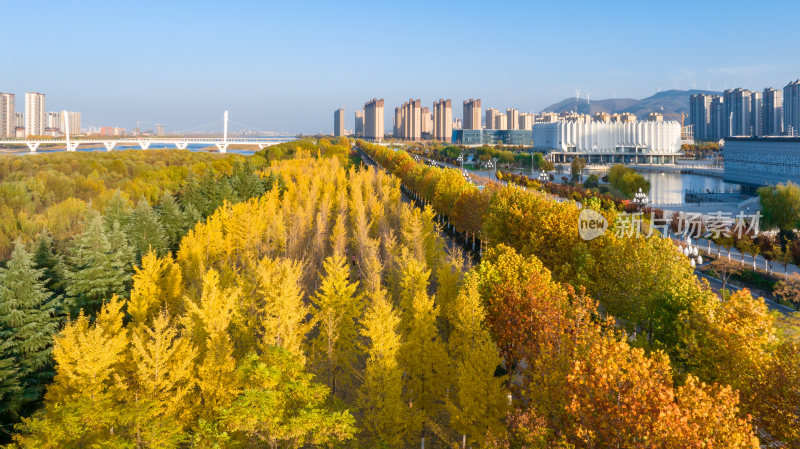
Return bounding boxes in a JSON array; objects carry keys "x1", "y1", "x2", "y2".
[
  {"x1": 476, "y1": 244, "x2": 581, "y2": 365},
  {"x1": 475, "y1": 244, "x2": 600, "y2": 432},
  {"x1": 475, "y1": 244, "x2": 759, "y2": 448},
  {"x1": 451, "y1": 185, "x2": 493, "y2": 245},
  {"x1": 679, "y1": 288, "x2": 800, "y2": 446},
  {"x1": 566, "y1": 334, "x2": 758, "y2": 448}
]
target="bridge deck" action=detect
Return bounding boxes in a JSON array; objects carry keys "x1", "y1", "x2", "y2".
[{"x1": 0, "y1": 137, "x2": 297, "y2": 153}]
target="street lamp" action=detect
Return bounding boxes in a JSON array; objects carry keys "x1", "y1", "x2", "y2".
[
  {"x1": 486, "y1": 158, "x2": 496, "y2": 180},
  {"x1": 680, "y1": 236, "x2": 703, "y2": 268},
  {"x1": 633, "y1": 187, "x2": 649, "y2": 208},
  {"x1": 538, "y1": 169, "x2": 549, "y2": 184},
  {"x1": 457, "y1": 152, "x2": 464, "y2": 169}
]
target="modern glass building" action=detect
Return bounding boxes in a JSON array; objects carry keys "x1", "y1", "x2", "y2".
[
  {"x1": 724, "y1": 137, "x2": 800, "y2": 191},
  {"x1": 451, "y1": 129, "x2": 532, "y2": 146}
]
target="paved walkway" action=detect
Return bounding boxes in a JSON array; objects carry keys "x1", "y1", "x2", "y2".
[{"x1": 672, "y1": 233, "x2": 799, "y2": 276}]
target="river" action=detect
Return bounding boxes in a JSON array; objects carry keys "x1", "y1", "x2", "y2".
[
  {"x1": 477, "y1": 165, "x2": 744, "y2": 205},
  {"x1": 636, "y1": 171, "x2": 741, "y2": 204}
]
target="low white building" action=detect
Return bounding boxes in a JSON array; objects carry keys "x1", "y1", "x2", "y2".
[{"x1": 534, "y1": 120, "x2": 683, "y2": 164}]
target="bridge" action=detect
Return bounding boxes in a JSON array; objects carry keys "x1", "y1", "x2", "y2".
[{"x1": 0, "y1": 111, "x2": 296, "y2": 153}]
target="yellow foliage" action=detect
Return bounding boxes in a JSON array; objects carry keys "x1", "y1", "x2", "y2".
[
  {"x1": 129, "y1": 250, "x2": 184, "y2": 326},
  {"x1": 48, "y1": 295, "x2": 129, "y2": 401}
]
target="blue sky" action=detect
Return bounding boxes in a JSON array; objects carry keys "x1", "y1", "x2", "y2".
[{"x1": 5, "y1": 0, "x2": 800, "y2": 134}]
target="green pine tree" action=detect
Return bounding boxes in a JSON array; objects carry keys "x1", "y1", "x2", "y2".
[
  {"x1": 126, "y1": 199, "x2": 168, "y2": 260},
  {"x1": 186, "y1": 172, "x2": 239, "y2": 217},
  {"x1": 109, "y1": 220, "x2": 136, "y2": 272},
  {"x1": 182, "y1": 202, "x2": 203, "y2": 230},
  {"x1": 180, "y1": 171, "x2": 238, "y2": 218},
  {"x1": 209, "y1": 177, "x2": 239, "y2": 214},
  {"x1": 179, "y1": 172, "x2": 206, "y2": 216},
  {"x1": 104, "y1": 190, "x2": 132, "y2": 230},
  {"x1": 230, "y1": 160, "x2": 266, "y2": 200},
  {"x1": 65, "y1": 214, "x2": 130, "y2": 316},
  {"x1": 156, "y1": 191, "x2": 188, "y2": 251},
  {"x1": 0, "y1": 241, "x2": 60, "y2": 434},
  {"x1": 32, "y1": 234, "x2": 67, "y2": 302},
  {"x1": 0, "y1": 335, "x2": 20, "y2": 440}
]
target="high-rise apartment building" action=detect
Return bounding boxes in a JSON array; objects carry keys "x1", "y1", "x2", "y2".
[
  {"x1": 519, "y1": 113, "x2": 534, "y2": 130},
  {"x1": 408, "y1": 100, "x2": 421, "y2": 140},
  {"x1": 784, "y1": 80, "x2": 800, "y2": 136},
  {"x1": 709, "y1": 96, "x2": 725, "y2": 141},
  {"x1": 723, "y1": 88, "x2": 752, "y2": 137},
  {"x1": 46, "y1": 111, "x2": 61, "y2": 132},
  {"x1": 485, "y1": 108, "x2": 499, "y2": 130},
  {"x1": 494, "y1": 113, "x2": 507, "y2": 130},
  {"x1": 334, "y1": 108, "x2": 345, "y2": 137},
  {"x1": 506, "y1": 109, "x2": 519, "y2": 130},
  {"x1": 452, "y1": 118, "x2": 462, "y2": 130},
  {"x1": 433, "y1": 99, "x2": 452, "y2": 142},
  {"x1": 689, "y1": 94, "x2": 712, "y2": 140},
  {"x1": 751, "y1": 91, "x2": 763, "y2": 137},
  {"x1": 25, "y1": 92, "x2": 45, "y2": 137},
  {"x1": 763, "y1": 88, "x2": 783, "y2": 136},
  {"x1": 14, "y1": 112, "x2": 24, "y2": 128},
  {"x1": 156, "y1": 124, "x2": 165, "y2": 136},
  {"x1": 354, "y1": 110, "x2": 364, "y2": 137},
  {"x1": 411, "y1": 100, "x2": 421, "y2": 139},
  {"x1": 61, "y1": 111, "x2": 81, "y2": 135},
  {"x1": 395, "y1": 99, "x2": 421, "y2": 141},
  {"x1": 364, "y1": 98, "x2": 384, "y2": 142},
  {"x1": 695, "y1": 85, "x2": 791, "y2": 138},
  {"x1": 421, "y1": 107, "x2": 432, "y2": 136},
  {"x1": 462, "y1": 99, "x2": 481, "y2": 130},
  {"x1": 647, "y1": 112, "x2": 664, "y2": 122},
  {"x1": 0, "y1": 93, "x2": 13, "y2": 137}
]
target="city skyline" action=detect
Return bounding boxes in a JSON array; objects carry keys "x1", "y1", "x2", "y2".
[{"x1": 4, "y1": 0, "x2": 800, "y2": 134}]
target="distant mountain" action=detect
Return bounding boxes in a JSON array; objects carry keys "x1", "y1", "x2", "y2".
[{"x1": 540, "y1": 89, "x2": 722, "y2": 122}]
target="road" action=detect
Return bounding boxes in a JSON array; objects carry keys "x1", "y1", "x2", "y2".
[
  {"x1": 356, "y1": 146, "x2": 480, "y2": 262},
  {"x1": 695, "y1": 269, "x2": 796, "y2": 314}
]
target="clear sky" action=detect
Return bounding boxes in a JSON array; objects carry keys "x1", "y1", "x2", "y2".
[{"x1": 5, "y1": 0, "x2": 800, "y2": 134}]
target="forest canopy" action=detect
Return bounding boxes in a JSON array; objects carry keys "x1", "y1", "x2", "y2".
[{"x1": 0, "y1": 140, "x2": 796, "y2": 448}]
